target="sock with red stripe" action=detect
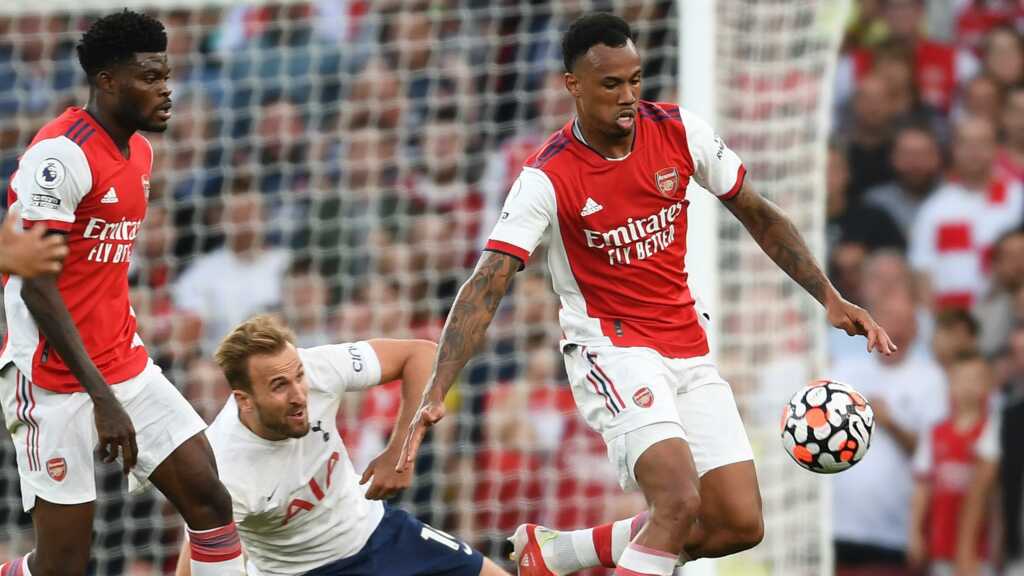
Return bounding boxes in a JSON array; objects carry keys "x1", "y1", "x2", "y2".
[
  {"x1": 541, "y1": 512, "x2": 648, "y2": 572},
  {"x1": 614, "y1": 542, "x2": 677, "y2": 576},
  {"x1": 0, "y1": 554, "x2": 31, "y2": 576},
  {"x1": 188, "y1": 523, "x2": 245, "y2": 575}
]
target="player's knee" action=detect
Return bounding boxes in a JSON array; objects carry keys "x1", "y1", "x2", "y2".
[
  {"x1": 650, "y1": 485, "x2": 701, "y2": 537},
  {"x1": 728, "y1": 512, "x2": 764, "y2": 553}
]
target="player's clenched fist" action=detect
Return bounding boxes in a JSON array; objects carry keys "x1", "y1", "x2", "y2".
[
  {"x1": 0, "y1": 211, "x2": 68, "y2": 277},
  {"x1": 93, "y1": 395, "x2": 138, "y2": 476}
]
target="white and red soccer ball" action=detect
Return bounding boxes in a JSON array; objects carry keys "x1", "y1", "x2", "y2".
[{"x1": 781, "y1": 379, "x2": 874, "y2": 474}]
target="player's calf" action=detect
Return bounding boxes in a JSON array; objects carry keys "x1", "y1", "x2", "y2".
[{"x1": 682, "y1": 460, "x2": 764, "y2": 559}]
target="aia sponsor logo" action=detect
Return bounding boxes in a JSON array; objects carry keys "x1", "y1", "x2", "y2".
[
  {"x1": 46, "y1": 457, "x2": 67, "y2": 482},
  {"x1": 655, "y1": 167, "x2": 680, "y2": 198},
  {"x1": 632, "y1": 386, "x2": 653, "y2": 408}
]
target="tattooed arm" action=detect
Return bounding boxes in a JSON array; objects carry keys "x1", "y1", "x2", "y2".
[
  {"x1": 723, "y1": 184, "x2": 896, "y2": 354},
  {"x1": 397, "y1": 251, "x2": 521, "y2": 471}
]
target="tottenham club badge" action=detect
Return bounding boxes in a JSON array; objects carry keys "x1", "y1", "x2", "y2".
[{"x1": 655, "y1": 167, "x2": 680, "y2": 198}]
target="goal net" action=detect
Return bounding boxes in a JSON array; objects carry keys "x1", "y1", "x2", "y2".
[{"x1": 0, "y1": 1, "x2": 844, "y2": 574}]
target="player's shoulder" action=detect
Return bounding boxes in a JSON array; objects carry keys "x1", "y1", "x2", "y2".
[
  {"x1": 297, "y1": 342, "x2": 376, "y2": 392},
  {"x1": 638, "y1": 100, "x2": 683, "y2": 123},
  {"x1": 525, "y1": 123, "x2": 575, "y2": 170}
]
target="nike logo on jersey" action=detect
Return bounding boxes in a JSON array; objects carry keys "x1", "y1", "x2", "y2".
[
  {"x1": 100, "y1": 187, "x2": 119, "y2": 204},
  {"x1": 580, "y1": 197, "x2": 603, "y2": 217}
]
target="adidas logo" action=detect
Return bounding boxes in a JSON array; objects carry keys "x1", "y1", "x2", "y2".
[
  {"x1": 580, "y1": 197, "x2": 603, "y2": 217},
  {"x1": 100, "y1": 187, "x2": 119, "y2": 204}
]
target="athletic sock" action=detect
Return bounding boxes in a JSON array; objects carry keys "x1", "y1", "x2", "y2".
[
  {"x1": 542, "y1": 512, "x2": 648, "y2": 572},
  {"x1": 614, "y1": 542, "x2": 677, "y2": 576},
  {"x1": 188, "y1": 523, "x2": 245, "y2": 575}
]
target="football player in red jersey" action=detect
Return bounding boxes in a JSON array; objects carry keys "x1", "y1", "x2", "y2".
[
  {"x1": 0, "y1": 210, "x2": 67, "y2": 278},
  {"x1": 0, "y1": 11, "x2": 243, "y2": 576},
  {"x1": 399, "y1": 12, "x2": 896, "y2": 576}
]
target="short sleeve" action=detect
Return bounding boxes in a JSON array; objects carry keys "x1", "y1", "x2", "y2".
[
  {"x1": 678, "y1": 108, "x2": 745, "y2": 200},
  {"x1": 912, "y1": 427, "x2": 933, "y2": 478},
  {"x1": 10, "y1": 137, "x2": 92, "y2": 232},
  {"x1": 975, "y1": 415, "x2": 1000, "y2": 462},
  {"x1": 298, "y1": 341, "x2": 383, "y2": 396},
  {"x1": 483, "y1": 167, "x2": 555, "y2": 265}
]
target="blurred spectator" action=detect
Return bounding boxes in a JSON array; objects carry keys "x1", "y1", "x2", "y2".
[
  {"x1": 871, "y1": 39, "x2": 949, "y2": 138},
  {"x1": 863, "y1": 125, "x2": 944, "y2": 234},
  {"x1": 173, "y1": 192, "x2": 290, "y2": 354},
  {"x1": 852, "y1": 0, "x2": 978, "y2": 113},
  {"x1": 276, "y1": 262, "x2": 333, "y2": 348},
  {"x1": 932, "y1": 309, "x2": 980, "y2": 371},
  {"x1": 181, "y1": 356, "x2": 230, "y2": 423},
  {"x1": 997, "y1": 87, "x2": 1024, "y2": 181},
  {"x1": 977, "y1": 229, "x2": 1024, "y2": 357},
  {"x1": 844, "y1": 74, "x2": 899, "y2": 201},
  {"x1": 978, "y1": 25, "x2": 1024, "y2": 92},
  {"x1": 999, "y1": 322, "x2": 1024, "y2": 576},
  {"x1": 950, "y1": 2, "x2": 1023, "y2": 53},
  {"x1": 909, "y1": 352, "x2": 996, "y2": 576},
  {"x1": 827, "y1": 140, "x2": 907, "y2": 253},
  {"x1": 832, "y1": 289, "x2": 947, "y2": 576},
  {"x1": 957, "y1": 74, "x2": 1003, "y2": 127},
  {"x1": 909, "y1": 116, "x2": 1023, "y2": 310}
]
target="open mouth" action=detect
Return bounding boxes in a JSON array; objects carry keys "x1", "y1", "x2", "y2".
[
  {"x1": 616, "y1": 109, "x2": 636, "y2": 129},
  {"x1": 155, "y1": 101, "x2": 172, "y2": 121},
  {"x1": 287, "y1": 408, "x2": 305, "y2": 422}
]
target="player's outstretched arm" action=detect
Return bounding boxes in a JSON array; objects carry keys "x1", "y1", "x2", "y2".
[
  {"x1": 0, "y1": 211, "x2": 68, "y2": 278},
  {"x1": 359, "y1": 338, "x2": 437, "y2": 499},
  {"x1": 396, "y1": 251, "x2": 520, "y2": 472},
  {"x1": 722, "y1": 184, "x2": 896, "y2": 355},
  {"x1": 21, "y1": 272, "x2": 138, "y2": 473}
]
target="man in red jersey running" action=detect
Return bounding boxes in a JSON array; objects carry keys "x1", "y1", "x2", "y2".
[
  {"x1": 0, "y1": 11, "x2": 244, "y2": 576},
  {"x1": 399, "y1": 13, "x2": 896, "y2": 576}
]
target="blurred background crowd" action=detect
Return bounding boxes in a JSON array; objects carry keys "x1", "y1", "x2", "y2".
[{"x1": 0, "y1": 1, "x2": 1020, "y2": 575}]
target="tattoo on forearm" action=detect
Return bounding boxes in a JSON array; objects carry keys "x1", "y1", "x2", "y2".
[
  {"x1": 729, "y1": 191, "x2": 830, "y2": 304},
  {"x1": 432, "y1": 253, "x2": 519, "y2": 396}
]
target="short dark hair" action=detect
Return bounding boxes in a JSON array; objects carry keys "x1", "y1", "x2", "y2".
[
  {"x1": 77, "y1": 9, "x2": 167, "y2": 79},
  {"x1": 562, "y1": 12, "x2": 634, "y2": 73},
  {"x1": 935, "y1": 308, "x2": 980, "y2": 337}
]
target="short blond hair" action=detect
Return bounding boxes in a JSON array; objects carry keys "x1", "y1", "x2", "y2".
[{"x1": 214, "y1": 314, "x2": 296, "y2": 391}]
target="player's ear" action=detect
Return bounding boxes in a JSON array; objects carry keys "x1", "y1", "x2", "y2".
[
  {"x1": 233, "y1": 389, "x2": 254, "y2": 412},
  {"x1": 565, "y1": 73, "x2": 582, "y2": 98},
  {"x1": 92, "y1": 70, "x2": 117, "y2": 95}
]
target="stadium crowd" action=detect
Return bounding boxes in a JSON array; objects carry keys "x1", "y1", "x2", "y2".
[{"x1": 0, "y1": 1, "x2": 1020, "y2": 575}]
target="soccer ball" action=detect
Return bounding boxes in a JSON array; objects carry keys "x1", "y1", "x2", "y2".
[{"x1": 781, "y1": 379, "x2": 873, "y2": 474}]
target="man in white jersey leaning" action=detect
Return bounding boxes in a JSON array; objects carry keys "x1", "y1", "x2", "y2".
[{"x1": 175, "y1": 314, "x2": 510, "y2": 576}]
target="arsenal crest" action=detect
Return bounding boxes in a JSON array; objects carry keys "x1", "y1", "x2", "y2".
[
  {"x1": 46, "y1": 457, "x2": 67, "y2": 482},
  {"x1": 633, "y1": 386, "x2": 654, "y2": 408},
  {"x1": 655, "y1": 167, "x2": 680, "y2": 197}
]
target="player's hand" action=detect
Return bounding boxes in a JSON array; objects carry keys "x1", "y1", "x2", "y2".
[
  {"x1": 396, "y1": 395, "x2": 446, "y2": 473},
  {"x1": 93, "y1": 395, "x2": 138, "y2": 476},
  {"x1": 360, "y1": 446, "x2": 413, "y2": 500},
  {"x1": 825, "y1": 295, "x2": 897, "y2": 355},
  {"x1": 0, "y1": 211, "x2": 67, "y2": 278}
]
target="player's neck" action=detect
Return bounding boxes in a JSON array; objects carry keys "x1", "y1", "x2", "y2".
[
  {"x1": 574, "y1": 117, "x2": 634, "y2": 159},
  {"x1": 85, "y1": 99, "x2": 134, "y2": 157}
]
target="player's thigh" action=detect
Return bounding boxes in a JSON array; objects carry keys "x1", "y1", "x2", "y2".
[
  {"x1": 564, "y1": 345, "x2": 686, "y2": 490},
  {"x1": 0, "y1": 365, "x2": 98, "y2": 514},
  {"x1": 632, "y1": 434, "x2": 700, "y2": 507},
  {"x1": 30, "y1": 498, "x2": 96, "y2": 573}
]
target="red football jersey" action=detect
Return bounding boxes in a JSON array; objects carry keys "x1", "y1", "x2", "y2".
[
  {"x1": 2, "y1": 107, "x2": 152, "y2": 392},
  {"x1": 485, "y1": 101, "x2": 745, "y2": 358}
]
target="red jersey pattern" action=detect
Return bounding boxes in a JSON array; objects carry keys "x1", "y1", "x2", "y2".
[
  {"x1": 485, "y1": 101, "x2": 745, "y2": 358},
  {"x1": 2, "y1": 107, "x2": 152, "y2": 392},
  {"x1": 914, "y1": 419, "x2": 990, "y2": 561}
]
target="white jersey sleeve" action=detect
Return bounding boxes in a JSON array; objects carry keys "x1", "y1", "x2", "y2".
[
  {"x1": 975, "y1": 414, "x2": 1000, "y2": 462},
  {"x1": 10, "y1": 136, "x2": 92, "y2": 232},
  {"x1": 298, "y1": 341, "x2": 383, "y2": 396},
  {"x1": 483, "y1": 167, "x2": 555, "y2": 264},
  {"x1": 678, "y1": 108, "x2": 746, "y2": 200}
]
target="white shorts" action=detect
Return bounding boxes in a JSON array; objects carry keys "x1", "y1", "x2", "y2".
[
  {"x1": 0, "y1": 360, "x2": 207, "y2": 511},
  {"x1": 564, "y1": 344, "x2": 753, "y2": 491}
]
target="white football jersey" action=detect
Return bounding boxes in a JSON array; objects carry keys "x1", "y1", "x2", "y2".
[{"x1": 206, "y1": 342, "x2": 385, "y2": 575}]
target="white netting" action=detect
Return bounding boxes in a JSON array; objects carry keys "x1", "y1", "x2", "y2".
[
  {"x1": 0, "y1": 1, "x2": 848, "y2": 574},
  {"x1": 711, "y1": 2, "x2": 849, "y2": 576}
]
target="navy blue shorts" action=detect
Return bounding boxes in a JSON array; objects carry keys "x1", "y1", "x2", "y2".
[{"x1": 303, "y1": 507, "x2": 484, "y2": 576}]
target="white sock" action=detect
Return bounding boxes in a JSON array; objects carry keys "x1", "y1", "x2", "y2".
[
  {"x1": 614, "y1": 542, "x2": 677, "y2": 575},
  {"x1": 543, "y1": 512, "x2": 647, "y2": 572},
  {"x1": 188, "y1": 523, "x2": 245, "y2": 575}
]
